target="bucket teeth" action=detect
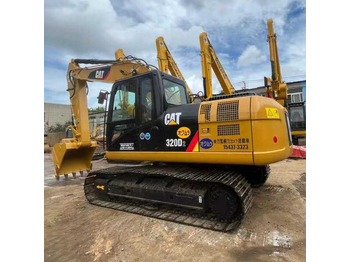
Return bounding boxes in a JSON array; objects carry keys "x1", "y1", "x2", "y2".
[
  {"x1": 51, "y1": 142, "x2": 96, "y2": 178},
  {"x1": 72, "y1": 172, "x2": 77, "y2": 179},
  {"x1": 64, "y1": 174, "x2": 69, "y2": 181}
]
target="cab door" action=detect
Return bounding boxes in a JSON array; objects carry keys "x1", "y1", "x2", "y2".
[
  {"x1": 107, "y1": 78, "x2": 139, "y2": 151},
  {"x1": 137, "y1": 75, "x2": 162, "y2": 151}
]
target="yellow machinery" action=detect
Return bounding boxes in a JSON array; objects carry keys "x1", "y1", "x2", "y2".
[
  {"x1": 156, "y1": 37, "x2": 192, "y2": 99},
  {"x1": 199, "y1": 32, "x2": 235, "y2": 99},
  {"x1": 264, "y1": 19, "x2": 306, "y2": 143},
  {"x1": 52, "y1": 26, "x2": 292, "y2": 231},
  {"x1": 156, "y1": 34, "x2": 236, "y2": 101},
  {"x1": 91, "y1": 125, "x2": 105, "y2": 142},
  {"x1": 264, "y1": 19, "x2": 288, "y2": 106}
]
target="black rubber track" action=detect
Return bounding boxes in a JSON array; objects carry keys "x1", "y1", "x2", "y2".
[
  {"x1": 84, "y1": 165, "x2": 253, "y2": 232},
  {"x1": 239, "y1": 165, "x2": 270, "y2": 188}
]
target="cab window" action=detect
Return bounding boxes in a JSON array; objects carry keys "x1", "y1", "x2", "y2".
[
  {"x1": 163, "y1": 79, "x2": 188, "y2": 106},
  {"x1": 139, "y1": 77, "x2": 153, "y2": 123},
  {"x1": 112, "y1": 80, "x2": 136, "y2": 122},
  {"x1": 290, "y1": 106, "x2": 304, "y2": 123}
]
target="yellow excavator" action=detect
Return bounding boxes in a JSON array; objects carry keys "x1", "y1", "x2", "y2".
[
  {"x1": 52, "y1": 27, "x2": 292, "y2": 232},
  {"x1": 156, "y1": 33, "x2": 235, "y2": 100},
  {"x1": 264, "y1": 19, "x2": 306, "y2": 144}
]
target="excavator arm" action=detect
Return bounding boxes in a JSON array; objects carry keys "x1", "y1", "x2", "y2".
[
  {"x1": 156, "y1": 37, "x2": 193, "y2": 98},
  {"x1": 199, "y1": 32, "x2": 235, "y2": 100},
  {"x1": 52, "y1": 50, "x2": 153, "y2": 179},
  {"x1": 264, "y1": 19, "x2": 287, "y2": 106},
  {"x1": 157, "y1": 34, "x2": 234, "y2": 101}
]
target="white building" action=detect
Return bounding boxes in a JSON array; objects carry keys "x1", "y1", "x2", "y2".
[
  {"x1": 44, "y1": 103, "x2": 72, "y2": 134},
  {"x1": 89, "y1": 111, "x2": 107, "y2": 134}
]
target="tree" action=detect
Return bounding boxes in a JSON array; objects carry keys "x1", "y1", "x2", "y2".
[
  {"x1": 48, "y1": 120, "x2": 72, "y2": 133},
  {"x1": 88, "y1": 106, "x2": 105, "y2": 113}
]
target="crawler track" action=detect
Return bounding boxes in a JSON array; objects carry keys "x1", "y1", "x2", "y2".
[{"x1": 84, "y1": 165, "x2": 253, "y2": 232}]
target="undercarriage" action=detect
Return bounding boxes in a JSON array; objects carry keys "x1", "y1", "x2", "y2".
[{"x1": 84, "y1": 164, "x2": 270, "y2": 232}]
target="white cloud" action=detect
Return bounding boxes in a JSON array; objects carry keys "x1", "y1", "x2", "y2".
[
  {"x1": 186, "y1": 75, "x2": 203, "y2": 95},
  {"x1": 44, "y1": 0, "x2": 306, "y2": 103},
  {"x1": 237, "y1": 45, "x2": 267, "y2": 68}
]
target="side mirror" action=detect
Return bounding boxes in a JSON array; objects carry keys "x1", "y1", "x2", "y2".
[{"x1": 98, "y1": 90, "x2": 109, "y2": 104}]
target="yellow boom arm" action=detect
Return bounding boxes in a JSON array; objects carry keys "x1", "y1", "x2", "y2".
[
  {"x1": 264, "y1": 19, "x2": 287, "y2": 106},
  {"x1": 156, "y1": 37, "x2": 192, "y2": 98},
  {"x1": 199, "y1": 32, "x2": 234, "y2": 100},
  {"x1": 52, "y1": 50, "x2": 152, "y2": 179}
]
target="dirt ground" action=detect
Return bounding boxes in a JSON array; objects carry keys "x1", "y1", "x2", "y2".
[{"x1": 44, "y1": 154, "x2": 306, "y2": 262}]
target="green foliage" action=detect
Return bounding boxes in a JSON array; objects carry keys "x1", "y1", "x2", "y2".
[
  {"x1": 89, "y1": 106, "x2": 105, "y2": 113},
  {"x1": 48, "y1": 121, "x2": 72, "y2": 133}
]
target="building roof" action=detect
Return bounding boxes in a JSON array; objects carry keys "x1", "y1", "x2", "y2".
[
  {"x1": 44, "y1": 102, "x2": 70, "y2": 106},
  {"x1": 235, "y1": 80, "x2": 306, "y2": 94}
]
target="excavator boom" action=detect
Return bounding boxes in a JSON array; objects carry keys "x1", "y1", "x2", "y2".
[
  {"x1": 156, "y1": 37, "x2": 192, "y2": 98},
  {"x1": 265, "y1": 19, "x2": 287, "y2": 106},
  {"x1": 264, "y1": 19, "x2": 306, "y2": 140},
  {"x1": 199, "y1": 32, "x2": 235, "y2": 99}
]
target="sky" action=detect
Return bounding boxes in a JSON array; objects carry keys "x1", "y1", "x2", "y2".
[{"x1": 44, "y1": 0, "x2": 306, "y2": 108}]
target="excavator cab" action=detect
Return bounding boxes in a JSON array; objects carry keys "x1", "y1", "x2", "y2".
[
  {"x1": 106, "y1": 70, "x2": 192, "y2": 152},
  {"x1": 287, "y1": 102, "x2": 306, "y2": 145}
]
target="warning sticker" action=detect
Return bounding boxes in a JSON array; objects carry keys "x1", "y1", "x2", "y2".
[{"x1": 265, "y1": 108, "x2": 280, "y2": 119}]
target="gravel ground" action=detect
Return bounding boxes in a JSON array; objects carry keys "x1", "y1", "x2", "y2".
[{"x1": 44, "y1": 154, "x2": 306, "y2": 262}]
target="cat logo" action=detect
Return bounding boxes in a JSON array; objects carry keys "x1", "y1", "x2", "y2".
[
  {"x1": 88, "y1": 67, "x2": 111, "y2": 80},
  {"x1": 96, "y1": 185, "x2": 105, "y2": 190},
  {"x1": 95, "y1": 70, "x2": 105, "y2": 79},
  {"x1": 164, "y1": 112, "x2": 182, "y2": 125}
]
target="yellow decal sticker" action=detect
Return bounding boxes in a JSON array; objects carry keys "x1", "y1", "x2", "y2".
[
  {"x1": 177, "y1": 127, "x2": 191, "y2": 139},
  {"x1": 265, "y1": 108, "x2": 280, "y2": 119},
  {"x1": 96, "y1": 185, "x2": 105, "y2": 190}
]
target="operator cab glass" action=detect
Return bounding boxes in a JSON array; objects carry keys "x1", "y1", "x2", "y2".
[
  {"x1": 288, "y1": 104, "x2": 306, "y2": 132},
  {"x1": 112, "y1": 80, "x2": 136, "y2": 122},
  {"x1": 163, "y1": 78, "x2": 189, "y2": 106},
  {"x1": 139, "y1": 77, "x2": 154, "y2": 124}
]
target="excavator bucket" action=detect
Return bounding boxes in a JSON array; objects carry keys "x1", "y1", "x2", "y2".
[{"x1": 52, "y1": 140, "x2": 97, "y2": 179}]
